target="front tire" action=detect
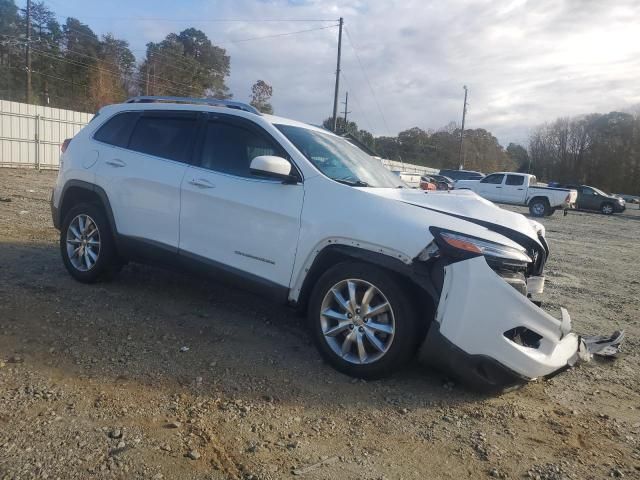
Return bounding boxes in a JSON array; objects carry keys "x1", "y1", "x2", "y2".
[
  {"x1": 308, "y1": 262, "x2": 419, "y2": 379},
  {"x1": 529, "y1": 198, "x2": 549, "y2": 217},
  {"x1": 60, "y1": 203, "x2": 118, "y2": 283},
  {"x1": 601, "y1": 202, "x2": 614, "y2": 215}
]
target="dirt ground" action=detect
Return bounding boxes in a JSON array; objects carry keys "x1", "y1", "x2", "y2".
[{"x1": 1, "y1": 168, "x2": 639, "y2": 480}]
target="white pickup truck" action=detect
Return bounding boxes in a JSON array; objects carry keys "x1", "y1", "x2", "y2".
[{"x1": 455, "y1": 172, "x2": 577, "y2": 217}]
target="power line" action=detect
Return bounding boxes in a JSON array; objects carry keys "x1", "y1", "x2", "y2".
[
  {"x1": 231, "y1": 24, "x2": 338, "y2": 43},
  {"x1": 340, "y1": 68, "x2": 376, "y2": 134},
  {"x1": 31, "y1": 47, "x2": 193, "y2": 95},
  {"x1": 1, "y1": 63, "x2": 88, "y2": 89},
  {"x1": 38, "y1": 3, "x2": 336, "y2": 24},
  {"x1": 51, "y1": 16, "x2": 339, "y2": 23},
  {"x1": 343, "y1": 26, "x2": 391, "y2": 136},
  {"x1": 37, "y1": 3, "x2": 339, "y2": 85},
  {"x1": 2, "y1": 36, "x2": 195, "y2": 96},
  {"x1": 6, "y1": 33, "x2": 201, "y2": 82}
]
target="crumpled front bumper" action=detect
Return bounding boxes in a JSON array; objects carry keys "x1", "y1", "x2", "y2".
[{"x1": 419, "y1": 256, "x2": 581, "y2": 390}]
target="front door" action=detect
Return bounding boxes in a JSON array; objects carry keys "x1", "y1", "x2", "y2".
[
  {"x1": 179, "y1": 115, "x2": 304, "y2": 289},
  {"x1": 579, "y1": 186, "x2": 599, "y2": 210}
]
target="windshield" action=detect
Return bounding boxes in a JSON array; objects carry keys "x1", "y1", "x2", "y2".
[{"x1": 275, "y1": 124, "x2": 405, "y2": 188}]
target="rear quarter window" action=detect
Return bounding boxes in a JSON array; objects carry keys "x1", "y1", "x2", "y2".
[
  {"x1": 506, "y1": 174, "x2": 524, "y2": 186},
  {"x1": 93, "y1": 112, "x2": 139, "y2": 147}
]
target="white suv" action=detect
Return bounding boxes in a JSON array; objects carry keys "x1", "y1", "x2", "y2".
[{"x1": 51, "y1": 96, "x2": 582, "y2": 390}]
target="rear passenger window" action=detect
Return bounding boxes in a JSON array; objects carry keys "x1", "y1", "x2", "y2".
[
  {"x1": 93, "y1": 112, "x2": 139, "y2": 147},
  {"x1": 199, "y1": 122, "x2": 282, "y2": 178},
  {"x1": 506, "y1": 175, "x2": 524, "y2": 186},
  {"x1": 481, "y1": 174, "x2": 504, "y2": 184},
  {"x1": 128, "y1": 113, "x2": 197, "y2": 163}
]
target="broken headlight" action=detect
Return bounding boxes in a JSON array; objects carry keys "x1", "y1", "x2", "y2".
[{"x1": 425, "y1": 228, "x2": 532, "y2": 269}]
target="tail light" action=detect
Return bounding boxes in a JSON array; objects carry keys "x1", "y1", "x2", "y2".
[
  {"x1": 565, "y1": 193, "x2": 571, "y2": 202},
  {"x1": 61, "y1": 138, "x2": 71, "y2": 153}
]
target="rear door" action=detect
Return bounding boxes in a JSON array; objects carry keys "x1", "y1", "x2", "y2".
[
  {"x1": 477, "y1": 173, "x2": 505, "y2": 201},
  {"x1": 94, "y1": 110, "x2": 198, "y2": 249},
  {"x1": 179, "y1": 114, "x2": 304, "y2": 289},
  {"x1": 502, "y1": 174, "x2": 527, "y2": 204}
]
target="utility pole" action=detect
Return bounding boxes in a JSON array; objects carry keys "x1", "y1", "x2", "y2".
[
  {"x1": 331, "y1": 17, "x2": 344, "y2": 132},
  {"x1": 341, "y1": 91, "x2": 351, "y2": 125},
  {"x1": 25, "y1": 0, "x2": 32, "y2": 103},
  {"x1": 458, "y1": 85, "x2": 468, "y2": 169}
]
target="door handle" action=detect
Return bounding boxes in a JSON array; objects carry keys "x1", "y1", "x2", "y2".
[
  {"x1": 188, "y1": 178, "x2": 215, "y2": 189},
  {"x1": 105, "y1": 159, "x2": 126, "y2": 168},
  {"x1": 517, "y1": 188, "x2": 524, "y2": 190},
  {"x1": 496, "y1": 186, "x2": 502, "y2": 188}
]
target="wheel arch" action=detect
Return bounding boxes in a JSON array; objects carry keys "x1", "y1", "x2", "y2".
[
  {"x1": 528, "y1": 195, "x2": 550, "y2": 206},
  {"x1": 57, "y1": 180, "x2": 117, "y2": 236},
  {"x1": 292, "y1": 243, "x2": 438, "y2": 337}
]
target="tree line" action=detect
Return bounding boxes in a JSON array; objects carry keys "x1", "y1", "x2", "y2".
[
  {"x1": 329, "y1": 111, "x2": 640, "y2": 194},
  {"x1": 0, "y1": 0, "x2": 271, "y2": 112},
  {"x1": 528, "y1": 111, "x2": 640, "y2": 195},
  {"x1": 324, "y1": 116, "x2": 518, "y2": 173}
]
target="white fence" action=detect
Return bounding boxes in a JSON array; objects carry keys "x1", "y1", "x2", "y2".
[
  {"x1": 380, "y1": 159, "x2": 439, "y2": 176},
  {"x1": 0, "y1": 100, "x2": 93, "y2": 170}
]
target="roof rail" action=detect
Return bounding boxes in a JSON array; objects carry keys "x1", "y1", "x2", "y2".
[{"x1": 125, "y1": 96, "x2": 261, "y2": 115}]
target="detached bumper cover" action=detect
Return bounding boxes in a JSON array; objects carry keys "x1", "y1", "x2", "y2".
[{"x1": 420, "y1": 256, "x2": 581, "y2": 388}]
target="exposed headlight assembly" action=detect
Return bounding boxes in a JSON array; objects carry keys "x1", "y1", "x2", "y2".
[{"x1": 425, "y1": 228, "x2": 532, "y2": 268}]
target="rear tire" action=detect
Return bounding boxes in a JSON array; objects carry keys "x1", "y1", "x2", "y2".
[
  {"x1": 308, "y1": 261, "x2": 419, "y2": 379},
  {"x1": 529, "y1": 198, "x2": 549, "y2": 217},
  {"x1": 60, "y1": 203, "x2": 118, "y2": 283},
  {"x1": 601, "y1": 202, "x2": 614, "y2": 215}
]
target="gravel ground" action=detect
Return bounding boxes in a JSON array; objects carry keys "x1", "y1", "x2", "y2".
[{"x1": 1, "y1": 168, "x2": 639, "y2": 480}]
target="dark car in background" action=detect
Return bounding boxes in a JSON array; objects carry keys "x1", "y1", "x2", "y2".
[
  {"x1": 556, "y1": 184, "x2": 626, "y2": 214},
  {"x1": 439, "y1": 169, "x2": 484, "y2": 182},
  {"x1": 428, "y1": 174, "x2": 455, "y2": 190},
  {"x1": 421, "y1": 175, "x2": 453, "y2": 190}
]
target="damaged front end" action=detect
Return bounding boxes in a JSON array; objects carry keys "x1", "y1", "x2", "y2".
[{"x1": 416, "y1": 225, "x2": 621, "y2": 391}]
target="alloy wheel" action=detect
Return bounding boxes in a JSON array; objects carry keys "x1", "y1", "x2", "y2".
[
  {"x1": 532, "y1": 202, "x2": 545, "y2": 216},
  {"x1": 602, "y1": 204, "x2": 613, "y2": 214},
  {"x1": 66, "y1": 214, "x2": 101, "y2": 271},
  {"x1": 319, "y1": 279, "x2": 395, "y2": 365}
]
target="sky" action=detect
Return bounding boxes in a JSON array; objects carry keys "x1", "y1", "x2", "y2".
[{"x1": 32, "y1": 0, "x2": 640, "y2": 146}]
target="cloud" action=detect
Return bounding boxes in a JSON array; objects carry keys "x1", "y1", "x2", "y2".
[{"x1": 52, "y1": 0, "x2": 640, "y2": 146}]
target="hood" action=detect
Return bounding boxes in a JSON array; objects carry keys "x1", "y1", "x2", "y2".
[{"x1": 365, "y1": 188, "x2": 542, "y2": 245}]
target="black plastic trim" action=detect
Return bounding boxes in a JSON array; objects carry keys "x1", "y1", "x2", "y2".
[
  {"x1": 116, "y1": 235, "x2": 288, "y2": 302},
  {"x1": 295, "y1": 244, "x2": 440, "y2": 311},
  {"x1": 53, "y1": 180, "x2": 118, "y2": 237},
  {"x1": 50, "y1": 189, "x2": 59, "y2": 229},
  {"x1": 419, "y1": 322, "x2": 529, "y2": 392}
]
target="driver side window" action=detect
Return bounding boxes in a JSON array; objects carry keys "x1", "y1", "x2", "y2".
[
  {"x1": 481, "y1": 174, "x2": 505, "y2": 184},
  {"x1": 199, "y1": 121, "x2": 284, "y2": 178}
]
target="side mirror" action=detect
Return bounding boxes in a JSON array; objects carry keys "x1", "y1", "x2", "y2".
[{"x1": 249, "y1": 155, "x2": 296, "y2": 183}]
